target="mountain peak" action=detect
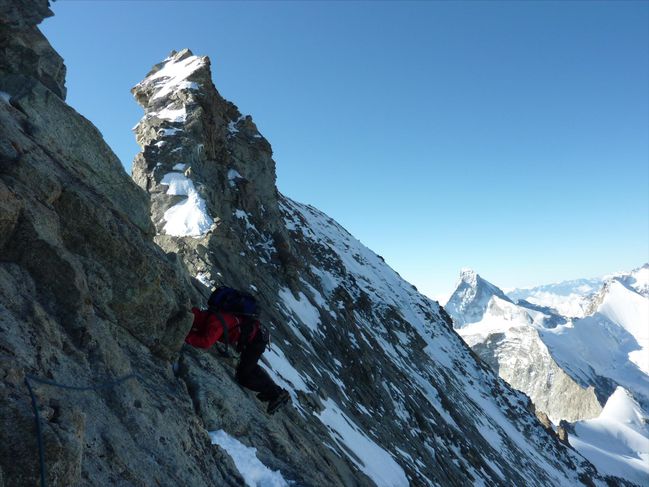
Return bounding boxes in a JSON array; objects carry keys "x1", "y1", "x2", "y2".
[
  {"x1": 445, "y1": 269, "x2": 512, "y2": 328},
  {"x1": 459, "y1": 267, "x2": 478, "y2": 284}
]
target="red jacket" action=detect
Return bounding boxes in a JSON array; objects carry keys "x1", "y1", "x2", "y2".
[{"x1": 185, "y1": 308, "x2": 259, "y2": 349}]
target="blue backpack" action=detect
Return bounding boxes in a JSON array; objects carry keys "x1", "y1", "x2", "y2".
[
  {"x1": 208, "y1": 286, "x2": 258, "y2": 316},
  {"x1": 207, "y1": 287, "x2": 260, "y2": 357}
]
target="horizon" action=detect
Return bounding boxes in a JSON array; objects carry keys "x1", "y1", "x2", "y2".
[{"x1": 41, "y1": 1, "x2": 649, "y2": 299}]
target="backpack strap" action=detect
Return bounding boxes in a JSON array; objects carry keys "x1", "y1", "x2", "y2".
[{"x1": 210, "y1": 310, "x2": 238, "y2": 358}]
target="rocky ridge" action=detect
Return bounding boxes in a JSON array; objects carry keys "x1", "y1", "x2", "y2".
[
  {"x1": 0, "y1": 1, "x2": 634, "y2": 485},
  {"x1": 0, "y1": 2, "x2": 246, "y2": 485},
  {"x1": 130, "y1": 45, "x2": 624, "y2": 486}
]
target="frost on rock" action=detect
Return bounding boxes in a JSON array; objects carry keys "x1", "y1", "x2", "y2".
[
  {"x1": 209, "y1": 430, "x2": 289, "y2": 487},
  {"x1": 160, "y1": 172, "x2": 213, "y2": 237},
  {"x1": 317, "y1": 398, "x2": 409, "y2": 487}
]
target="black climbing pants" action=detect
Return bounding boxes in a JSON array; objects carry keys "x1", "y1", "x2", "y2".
[{"x1": 235, "y1": 332, "x2": 282, "y2": 399}]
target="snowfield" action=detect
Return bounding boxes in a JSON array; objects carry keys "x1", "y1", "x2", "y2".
[{"x1": 447, "y1": 265, "x2": 649, "y2": 485}]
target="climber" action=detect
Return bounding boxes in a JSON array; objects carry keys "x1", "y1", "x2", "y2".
[{"x1": 185, "y1": 287, "x2": 290, "y2": 415}]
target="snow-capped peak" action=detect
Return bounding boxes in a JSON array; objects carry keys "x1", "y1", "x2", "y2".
[
  {"x1": 445, "y1": 270, "x2": 513, "y2": 328},
  {"x1": 140, "y1": 49, "x2": 204, "y2": 101},
  {"x1": 459, "y1": 267, "x2": 478, "y2": 284}
]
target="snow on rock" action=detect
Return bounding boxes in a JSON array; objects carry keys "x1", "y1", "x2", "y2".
[
  {"x1": 278, "y1": 287, "x2": 321, "y2": 333},
  {"x1": 317, "y1": 398, "x2": 409, "y2": 487},
  {"x1": 159, "y1": 127, "x2": 182, "y2": 137},
  {"x1": 159, "y1": 171, "x2": 213, "y2": 237},
  {"x1": 622, "y1": 264, "x2": 649, "y2": 297},
  {"x1": 137, "y1": 50, "x2": 204, "y2": 101},
  {"x1": 209, "y1": 430, "x2": 290, "y2": 487},
  {"x1": 154, "y1": 105, "x2": 187, "y2": 122},
  {"x1": 261, "y1": 343, "x2": 311, "y2": 399},
  {"x1": 571, "y1": 388, "x2": 649, "y2": 485},
  {"x1": 228, "y1": 168, "x2": 243, "y2": 187},
  {"x1": 228, "y1": 115, "x2": 245, "y2": 135},
  {"x1": 446, "y1": 269, "x2": 514, "y2": 327},
  {"x1": 0, "y1": 91, "x2": 10, "y2": 103},
  {"x1": 160, "y1": 172, "x2": 194, "y2": 196},
  {"x1": 195, "y1": 271, "x2": 213, "y2": 289},
  {"x1": 162, "y1": 192, "x2": 213, "y2": 237}
]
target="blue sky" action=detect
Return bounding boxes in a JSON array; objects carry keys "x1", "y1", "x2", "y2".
[{"x1": 42, "y1": 0, "x2": 648, "y2": 299}]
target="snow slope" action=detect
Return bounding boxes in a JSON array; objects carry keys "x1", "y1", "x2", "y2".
[
  {"x1": 278, "y1": 198, "x2": 605, "y2": 486},
  {"x1": 571, "y1": 388, "x2": 649, "y2": 485},
  {"x1": 597, "y1": 280, "x2": 649, "y2": 374}
]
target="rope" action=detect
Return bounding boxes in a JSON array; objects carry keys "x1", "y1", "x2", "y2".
[{"x1": 23, "y1": 372, "x2": 140, "y2": 487}]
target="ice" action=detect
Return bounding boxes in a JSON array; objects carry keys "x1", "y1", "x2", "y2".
[
  {"x1": 0, "y1": 91, "x2": 10, "y2": 103},
  {"x1": 317, "y1": 398, "x2": 409, "y2": 487},
  {"x1": 209, "y1": 430, "x2": 289, "y2": 487}
]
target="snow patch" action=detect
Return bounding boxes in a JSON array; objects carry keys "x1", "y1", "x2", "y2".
[
  {"x1": 159, "y1": 127, "x2": 182, "y2": 137},
  {"x1": 317, "y1": 398, "x2": 409, "y2": 487},
  {"x1": 153, "y1": 105, "x2": 187, "y2": 122},
  {"x1": 209, "y1": 430, "x2": 289, "y2": 487},
  {"x1": 278, "y1": 287, "x2": 321, "y2": 333},
  {"x1": 0, "y1": 91, "x2": 11, "y2": 103},
  {"x1": 160, "y1": 172, "x2": 193, "y2": 196},
  {"x1": 139, "y1": 52, "x2": 204, "y2": 101},
  {"x1": 160, "y1": 172, "x2": 213, "y2": 237}
]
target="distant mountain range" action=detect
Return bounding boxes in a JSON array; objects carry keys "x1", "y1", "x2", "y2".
[{"x1": 444, "y1": 264, "x2": 649, "y2": 484}]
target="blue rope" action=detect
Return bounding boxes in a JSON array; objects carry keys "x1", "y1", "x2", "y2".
[{"x1": 24, "y1": 372, "x2": 140, "y2": 487}]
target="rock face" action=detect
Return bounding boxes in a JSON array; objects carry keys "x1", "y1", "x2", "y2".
[
  {"x1": 129, "y1": 47, "x2": 618, "y2": 486},
  {"x1": 0, "y1": 2, "x2": 244, "y2": 486},
  {"x1": 0, "y1": 2, "x2": 633, "y2": 486},
  {"x1": 465, "y1": 321, "x2": 603, "y2": 423}
]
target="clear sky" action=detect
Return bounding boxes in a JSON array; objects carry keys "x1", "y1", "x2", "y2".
[{"x1": 41, "y1": 0, "x2": 649, "y2": 300}]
